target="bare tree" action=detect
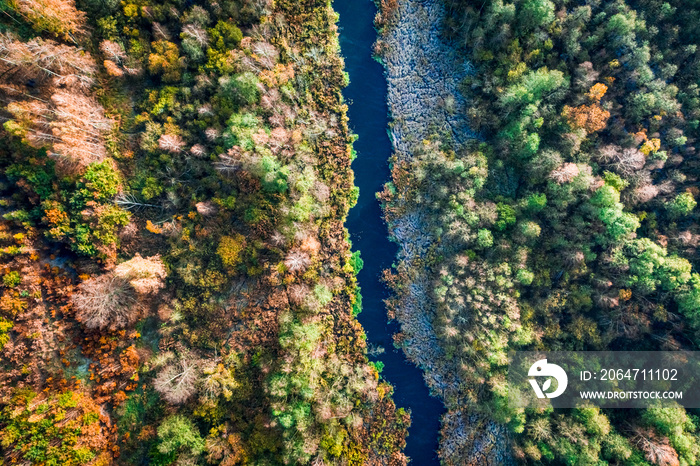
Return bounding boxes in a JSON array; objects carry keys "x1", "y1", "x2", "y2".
[
  {"x1": 195, "y1": 201, "x2": 217, "y2": 216},
  {"x1": 269, "y1": 231, "x2": 286, "y2": 247},
  {"x1": 205, "y1": 127, "x2": 220, "y2": 141},
  {"x1": 158, "y1": 134, "x2": 185, "y2": 153},
  {"x1": 114, "y1": 193, "x2": 159, "y2": 211},
  {"x1": 631, "y1": 184, "x2": 659, "y2": 204},
  {"x1": 189, "y1": 144, "x2": 206, "y2": 158},
  {"x1": 630, "y1": 426, "x2": 680, "y2": 466},
  {"x1": 573, "y1": 61, "x2": 600, "y2": 90},
  {"x1": 0, "y1": 33, "x2": 96, "y2": 87},
  {"x1": 595, "y1": 144, "x2": 621, "y2": 163},
  {"x1": 609, "y1": 148, "x2": 645, "y2": 175},
  {"x1": 0, "y1": 35, "x2": 113, "y2": 173},
  {"x1": 154, "y1": 354, "x2": 200, "y2": 404},
  {"x1": 287, "y1": 284, "x2": 309, "y2": 305},
  {"x1": 215, "y1": 147, "x2": 243, "y2": 173},
  {"x1": 285, "y1": 250, "x2": 310, "y2": 272},
  {"x1": 152, "y1": 22, "x2": 171, "y2": 41},
  {"x1": 72, "y1": 255, "x2": 165, "y2": 330},
  {"x1": 181, "y1": 24, "x2": 208, "y2": 47},
  {"x1": 549, "y1": 163, "x2": 580, "y2": 184},
  {"x1": 252, "y1": 41, "x2": 278, "y2": 69},
  {"x1": 72, "y1": 275, "x2": 140, "y2": 330},
  {"x1": 100, "y1": 40, "x2": 126, "y2": 63}
]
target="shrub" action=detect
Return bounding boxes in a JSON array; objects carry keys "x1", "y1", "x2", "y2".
[{"x1": 2, "y1": 271, "x2": 21, "y2": 288}]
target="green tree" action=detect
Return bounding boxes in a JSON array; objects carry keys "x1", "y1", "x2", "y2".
[
  {"x1": 224, "y1": 72, "x2": 260, "y2": 106},
  {"x1": 667, "y1": 192, "x2": 697, "y2": 218},
  {"x1": 518, "y1": 0, "x2": 555, "y2": 32},
  {"x1": 643, "y1": 402, "x2": 700, "y2": 464},
  {"x1": 209, "y1": 20, "x2": 242, "y2": 51},
  {"x1": 157, "y1": 415, "x2": 205, "y2": 457},
  {"x1": 477, "y1": 228, "x2": 494, "y2": 248},
  {"x1": 500, "y1": 68, "x2": 567, "y2": 109}
]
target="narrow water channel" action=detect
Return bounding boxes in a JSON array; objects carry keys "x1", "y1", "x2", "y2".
[{"x1": 336, "y1": 1, "x2": 444, "y2": 463}]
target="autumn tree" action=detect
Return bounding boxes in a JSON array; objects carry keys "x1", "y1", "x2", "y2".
[
  {"x1": 562, "y1": 102, "x2": 610, "y2": 133},
  {"x1": 7, "y1": 0, "x2": 85, "y2": 39},
  {"x1": 217, "y1": 234, "x2": 246, "y2": 268},
  {"x1": 0, "y1": 34, "x2": 112, "y2": 173},
  {"x1": 148, "y1": 40, "x2": 183, "y2": 82}
]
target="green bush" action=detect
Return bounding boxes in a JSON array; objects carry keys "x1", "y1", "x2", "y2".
[{"x1": 3, "y1": 271, "x2": 21, "y2": 288}]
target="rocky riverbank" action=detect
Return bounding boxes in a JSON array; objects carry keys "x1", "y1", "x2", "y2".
[{"x1": 378, "y1": 1, "x2": 514, "y2": 464}]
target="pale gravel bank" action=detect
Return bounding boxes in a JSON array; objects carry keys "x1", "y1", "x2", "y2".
[{"x1": 380, "y1": 0, "x2": 514, "y2": 464}]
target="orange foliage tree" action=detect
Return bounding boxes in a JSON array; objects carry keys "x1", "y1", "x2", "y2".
[
  {"x1": 563, "y1": 83, "x2": 611, "y2": 133},
  {"x1": 7, "y1": 0, "x2": 85, "y2": 39},
  {"x1": 562, "y1": 103, "x2": 610, "y2": 133}
]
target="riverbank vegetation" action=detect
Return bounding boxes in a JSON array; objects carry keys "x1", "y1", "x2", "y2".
[
  {"x1": 0, "y1": 0, "x2": 409, "y2": 464},
  {"x1": 380, "y1": 0, "x2": 700, "y2": 464}
]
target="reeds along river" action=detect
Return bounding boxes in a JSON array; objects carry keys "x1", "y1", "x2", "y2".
[{"x1": 335, "y1": 0, "x2": 444, "y2": 463}]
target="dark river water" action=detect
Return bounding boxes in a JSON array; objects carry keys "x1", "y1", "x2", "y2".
[{"x1": 335, "y1": 1, "x2": 444, "y2": 463}]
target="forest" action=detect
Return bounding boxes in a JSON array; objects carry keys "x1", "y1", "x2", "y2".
[
  {"x1": 5, "y1": 0, "x2": 700, "y2": 464},
  {"x1": 378, "y1": 0, "x2": 700, "y2": 464},
  {"x1": 0, "y1": 0, "x2": 410, "y2": 464}
]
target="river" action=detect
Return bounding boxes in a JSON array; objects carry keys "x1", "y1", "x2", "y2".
[{"x1": 335, "y1": 0, "x2": 444, "y2": 463}]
